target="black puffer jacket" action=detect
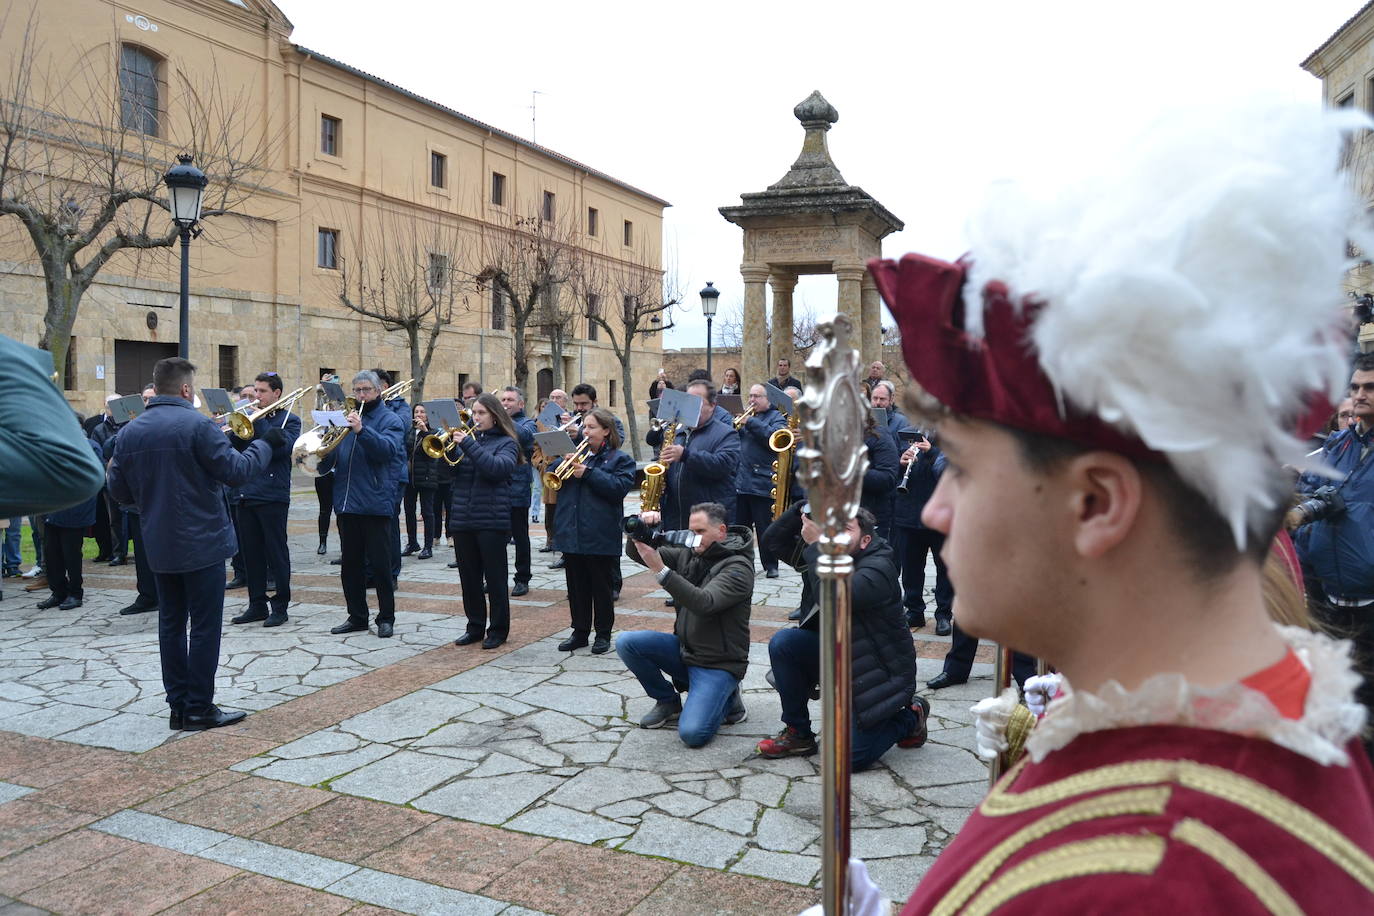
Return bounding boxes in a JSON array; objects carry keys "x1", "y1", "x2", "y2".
[
  {"x1": 798, "y1": 536, "x2": 916, "y2": 732},
  {"x1": 447, "y1": 428, "x2": 519, "y2": 531},
  {"x1": 405, "y1": 427, "x2": 441, "y2": 490}
]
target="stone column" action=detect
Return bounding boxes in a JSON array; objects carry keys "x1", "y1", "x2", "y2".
[
  {"x1": 741, "y1": 265, "x2": 771, "y2": 391},
  {"x1": 860, "y1": 275, "x2": 882, "y2": 368},
  {"x1": 835, "y1": 265, "x2": 865, "y2": 352},
  {"x1": 769, "y1": 270, "x2": 797, "y2": 379}
]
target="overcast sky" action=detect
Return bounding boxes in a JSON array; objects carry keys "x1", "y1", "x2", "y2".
[{"x1": 286, "y1": 0, "x2": 1358, "y2": 351}]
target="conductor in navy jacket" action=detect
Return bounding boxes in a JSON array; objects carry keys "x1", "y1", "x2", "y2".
[{"x1": 107, "y1": 358, "x2": 278, "y2": 731}]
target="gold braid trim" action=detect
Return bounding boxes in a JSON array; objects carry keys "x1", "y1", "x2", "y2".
[
  {"x1": 981, "y1": 757, "x2": 1374, "y2": 892},
  {"x1": 959, "y1": 835, "x2": 1166, "y2": 916},
  {"x1": 930, "y1": 786, "x2": 1172, "y2": 916},
  {"x1": 1171, "y1": 818, "x2": 1302, "y2": 916}
]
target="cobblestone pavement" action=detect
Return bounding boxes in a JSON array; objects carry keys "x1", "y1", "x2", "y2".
[{"x1": 0, "y1": 490, "x2": 1001, "y2": 915}]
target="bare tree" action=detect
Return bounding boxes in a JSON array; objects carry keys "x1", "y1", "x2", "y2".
[
  {"x1": 336, "y1": 209, "x2": 468, "y2": 405},
  {"x1": 715, "y1": 300, "x2": 823, "y2": 360},
  {"x1": 0, "y1": 8, "x2": 278, "y2": 381},
  {"x1": 579, "y1": 244, "x2": 681, "y2": 458}
]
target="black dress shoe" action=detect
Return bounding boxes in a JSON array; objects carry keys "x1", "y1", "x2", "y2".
[
  {"x1": 264, "y1": 611, "x2": 288, "y2": 628},
  {"x1": 926, "y1": 671, "x2": 969, "y2": 690},
  {"x1": 93, "y1": 554, "x2": 111, "y2": 563},
  {"x1": 169, "y1": 710, "x2": 183, "y2": 730},
  {"x1": 58, "y1": 597, "x2": 82, "y2": 611},
  {"x1": 906, "y1": 612, "x2": 927, "y2": 629},
  {"x1": 664, "y1": 598, "x2": 676, "y2": 608},
  {"x1": 231, "y1": 608, "x2": 269, "y2": 625},
  {"x1": 788, "y1": 608, "x2": 803, "y2": 620},
  {"x1": 182, "y1": 706, "x2": 247, "y2": 731},
  {"x1": 119, "y1": 601, "x2": 157, "y2": 616},
  {"x1": 549, "y1": 558, "x2": 565, "y2": 570},
  {"x1": 402, "y1": 544, "x2": 420, "y2": 557},
  {"x1": 935, "y1": 618, "x2": 953, "y2": 637},
  {"x1": 317, "y1": 540, "x2": 328, "y2": 555},
  {"x1": 447, "y1": 561, "x2": 460, "y2": 568},
  {"x1": 266, "y1": 580, "x2": 277, "y2": 592},
  {"x1": 225, "y1": 576, "x2": 246, "y2": 589},
  {"x1": 35, "y1": 596, "x2": 61, "y2": 610},
  {"x1": 558, "y1": 634, "x2": 589, "y2": 652},
  {"x1": 511, "y1": 582, "x2": 529, "y2": 597},
  {"x1": 538, "y1": 544, "x2": 555, "y2": 553},
  {"x1": 107, "y1": 557, "x2": 126, "y2": 566},
  {"x1": 765, "y1": 568, "x2": 780, "y2": 579},
  {"x1": 331, "y1": 621, "x2": 368, "y2": 635},
  {"x1": 377, "y1": 622, "x2": 394, "y2": 638},
  {"x1": 454, "y1": 632, "x2": 481, "y2": 646},
  {"x1": 418, "y1": 547, "x2": 433, "y2": 560},
  {"x1": 611, "y1": 590, "x2": 620, "y2": 602},
  {"x1": 329, "y1": 558, "x2": 343, "y2": 566},
  {"x1": 590, "y1": 636, "x2": 612, "y2": 655},
  {"x1": 481, "y1": 635, "x2": 505, "y2": 650}
]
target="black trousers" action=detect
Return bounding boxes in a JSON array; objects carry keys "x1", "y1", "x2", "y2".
[
  {"x1": 943, "y1": 621, "x2": 1037, "y2": 687},
  {"x1": 453, "y1": 528, "x2": 511, "y2": 638},
  {"x1": 228, "y1": 502, "x2": 244, "y2": 577},
  {"x1": 106, "y1": 490, "x2": 127, "y2": 559},
  {"x1": 239, "y1": 500, "x2": 290, "y2": 614},
  {"x1": 338, "y1": 512, "x2": 395, "y2": 626},
  {"x1": 894, "y1": 527, "x2": 953, "y2": 619},
  {"x1": 128, "y1": 512, "x2": 158, "y2": 606},
  {"x1": 156, "y1": 562, "x2": 226, "y2": 715},
  {"x1": 544, "y1": 500, "x2": 558, "y2": 544},
  {"x1": 736, "y1": 494, "x2": 778, "y2": 572},
  {"x1": 1313, "y1": 598, "x2": 1374, "y2": 759},
  {"x1": 565, "y1": 553, "x2": 616, "y2": 637},
  {"x1": 388, "y1": 489, "x2": 403, "y2": 579},
  {"x1": 510, "y1": 506, "x2": 532, "y2": 584},
  {"x1": 43, "y1": 524, "x2": 85, "y2": 601},
  {"x1": 314, "y1": 475, "x2": 335, "y2": 542},
  {"x1": 435, "y1": 483, "x2": 452, "y2": 538},
  {"x1": 405, "y1": 484, "x2": 437, "y2": 548},
  {"x1": 92, "y1": 488, "x2": 112, "y2": 558}
]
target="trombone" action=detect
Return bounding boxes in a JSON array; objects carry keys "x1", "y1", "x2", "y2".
[
  {"x1": 542, "y1": 438, "x2": 592, "y2": 491},
  {"x1": 422, "y1": 409, "x2": 475, "y2": 466},
  {"x1": 227, "y1": 386, "x2": 311, "y2": 440},
  {"x1": 380, "y1": 378, "x2": 413, "y2": 402}
]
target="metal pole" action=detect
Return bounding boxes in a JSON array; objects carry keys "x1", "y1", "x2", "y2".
[
  {"x1": 178, "y1": 228, "x2": 191, "y2": 359},
  {"x1": 819, "y1": 550, "x2": 854, "y2": 914},
  {"x1": 988, "y1": 645, "x2": 1014, "y2": 785},
  {"x1": 706, "y1": 315, "x2": 714, "y2": 380}
]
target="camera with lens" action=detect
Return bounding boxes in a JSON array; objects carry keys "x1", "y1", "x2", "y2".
[
  {"x1": 623, "y1": 516, "x2": 702, "y2": 549},
  {"x1": 1286, "y1": 485, "x2": 1347, "y2": 529}
]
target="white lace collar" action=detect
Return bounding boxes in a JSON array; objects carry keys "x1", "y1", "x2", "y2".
[{"x1": 1027, "y1": 626, "x2": 1368, "y2": 767}]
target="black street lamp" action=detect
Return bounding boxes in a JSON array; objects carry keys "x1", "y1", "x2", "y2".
[
  {"x1": 699, "y1": 281, "x2": 719, "y2": 380},
  {"x1": 164, "y1": 154, "x2": 207, "y2": 360}
]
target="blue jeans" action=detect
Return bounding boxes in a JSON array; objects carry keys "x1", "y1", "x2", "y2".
[
  {"x1": 768, "y1": 626, "x2": 917, "y2": 772},
  {"x1": 156, "y1": 562, "x2": 228, "y2": 716},
  {"x1": 616, "y1": 630, "x2": 740, "y2": 748},
  {"x1": 2, "y1": 520, "x2": 20, "y2": 572}
]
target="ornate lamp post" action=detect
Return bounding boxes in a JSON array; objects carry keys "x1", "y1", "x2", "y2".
[
  {"x1": 163, "y1": 154, "x2": 207, "y2": 360},
  {"x1": 699, "y1": 281, "x2": 720, "y2": 380}
]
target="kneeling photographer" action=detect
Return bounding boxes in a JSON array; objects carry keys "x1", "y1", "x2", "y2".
[{"x1": 617, "y1": 502, "x2": 753, "y2": 747}]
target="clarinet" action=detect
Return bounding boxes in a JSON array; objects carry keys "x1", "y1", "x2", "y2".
[{"x1": 896, "y1": 432, "x2": 925, "y2": 493}]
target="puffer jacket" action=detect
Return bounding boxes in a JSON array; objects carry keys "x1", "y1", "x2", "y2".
[
  {"x1": 552, "y1": 443, "x2": 636, "y2": 555},
  {"x1": 647, "y1": 417, "x2": 742, "y2": 529},
  {"x1": 861, "y1": 431, "x2": 900, "y2": 534},
  {"x1": 237, "y1": 410, "x2": 302, "y2": 504},
  {"x1": 448, "y1": 428, "x2": 519, "y2": 531},
  {"x1": 800, "y1": 536, "x2": 915, "y2": 731},
  {"x1": 507, "y1": 411, "x2": 537, "y2": 509},
  {"x1": 406, "y1": 426, "x2": 442, "y2": 490},
  {"x1": 734, "y1": 407, "x2": 787, "y2": 498},
  {"x1": 1296, "y1": 425, "x2": 1374, "y2": 600},
  {"x1": 318, "y1": 398, "x2": 405, "y2": 517},
  {"x1": 628, "y1": 525, "x2": 755, "y2": 679}
]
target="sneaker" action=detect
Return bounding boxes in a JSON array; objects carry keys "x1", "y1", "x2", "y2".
[
  {"x1": 757, "y1": 727, "x2": 817, "y2": 758},
  {"x1": 22, "y1": 565, "x2": 41, "y2": 579},
  {"x1": 898, "y1": 696, "x2": 932, "y2": 749},
  {"x1": 639, "y1": 698, "x2": 682, "y2": 729},
  {"x1": 724, "y1": 688, "x2": 748, "y2": 725}
]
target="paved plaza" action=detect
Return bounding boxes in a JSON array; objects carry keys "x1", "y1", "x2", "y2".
[{"x1": 0, "y1": 493, "x2": 999, "y2": 915}]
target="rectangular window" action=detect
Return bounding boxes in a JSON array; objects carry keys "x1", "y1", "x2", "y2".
[
  {"x1": 320, "y1": 115, "x2": 340, "y2": 155},
  {"x1": 623, "y1": 294, "x2": 636, "y2": 324},
  {"x1": 218, "y1": 344, "x2": 238, "y2": 391},
  {"x1": 428, "y1": 253, "x2": 448, "y2": 292},
  {"x1": 458, "y1": 372, "x2": 469, "y2": 394},
  {"x1": 430, "y1": 151, "x2": 447, "y2": 189},
  {"x1": 542, "y1": 191, "x2": 556, "y2": 221},
  {"x1": 586, "y1": 294, "x2": 600, "y2": 341},
  {"x1": 63, "y1": 337, "x2": 77, "y2": 390},
  {"x1": 623, "y1": 219, "x2": 633, "y2": 246},
  {"x1": 609, "y1": 379, "x2": 617, "y2": 408},
  {"x1": 491, "y1": 172, "x2": 506, "y2": 206},
  {"x1": 491, "y1": 286, "x2": 506, "y2": 330},
  {"x1": 119, "y1": 45, "x2": 160, "y2": 136},
  {"x1": 318, "y1": 228, "x2": 339, "y2": 269},
  {"x1": 587, "y1": 207, "x2": 599, "y2": 237}
]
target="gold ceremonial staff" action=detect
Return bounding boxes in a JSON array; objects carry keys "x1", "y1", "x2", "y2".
[{"x1": 796, "y1": 316, "x2": 869, "y2": 915}]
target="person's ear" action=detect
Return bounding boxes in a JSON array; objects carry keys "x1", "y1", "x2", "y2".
[{"x1": 1064, "y1": 452, "x2": 1142, "y2": 559}]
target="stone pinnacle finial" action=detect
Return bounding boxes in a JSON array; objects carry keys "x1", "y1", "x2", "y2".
[
  {"x1": 794, "y1": 90, "x2": 839, "y2": 129},
  {"x1": 771, "y1": 91, "x2": 846, "y2": 191}
]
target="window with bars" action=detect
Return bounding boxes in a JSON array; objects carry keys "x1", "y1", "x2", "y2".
[
  {"x1": 63, "y1": 338, "x2": 77, "y2": 390},
  {"x1": 542, "y1": 191, "x2": 556, "y2": 221},
  {"x1": 428, "y1": 253, "x2": 448, "y2": 292},
  {"x1": 119, "y1": 45, "x2": 161, "y2": 136},
  {"x1": 430, "y1": 151, "x2": 447, "y2": 189},
  {"x1": 609, "y1": 379, "x2": 617, "y2": 408},
  {"x1": 491, "y1": 286, "x2": 506, "y2": 330},
  {"x1": 218, "y1": 345, "x2": 239, "y2": 391},
  {"x1": 318, "y1": 228, "x2": 339, "y2": 269},
  {"x1": 321, "y1": 115, "x2": 340, "y2": 155},
  {"x1": 623, "y1": 220, "x2": 633, "y2": 246},
  {"x1": 623, "y1": 294, "x2": 637, "y2": 325},
  {"x1": 587, "y1": 207, "x2": 599, "y2": 237},
  {"x1": 586, "y1": 294, "x2": 600, "y2": 341},
  {"x1": 491, "y1": 172, "x2": 506, "y2": 206}
]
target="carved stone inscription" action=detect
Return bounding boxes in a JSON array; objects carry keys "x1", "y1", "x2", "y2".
[{"x1": 749, "y1": 227, "x2": 848, "y2": 263}]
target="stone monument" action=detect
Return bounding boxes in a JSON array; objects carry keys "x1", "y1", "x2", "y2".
[{"x1": 720, "y1": 91, "x2": 904, "y2": 388}]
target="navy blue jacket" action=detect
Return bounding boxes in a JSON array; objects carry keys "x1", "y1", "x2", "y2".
[
  {"x1": 448, "y1": 428, "x2": 519, "y2": 531},
  {"x1": 384, "y1": 399, "x2": 409, "y2": 496},
  {"x1": 734, "y1": 407, "x2": 787, "y2": 498},
  {"x1": 649, "y1": 417, "x2": 742, "y2": 529},
  {"x1": 318, "y1": 399, "x2": 405, "y2": 517},
  {"x1": 880, "y1": 408, "x2": 909, "y2": 454},
  {"x1": 237, "y1": 410, "x2": 302, "y2": 504},
  {"x1": 551, "y1": 443, "x2": 636, "y2": 555},
  {"x1": 1296, "y1": 425, "x2": 1374, "y2": 600},
  {"x1": 507, "y1": 411, "x2": 537, "y2": 509},
  {"x1": 107, "y1": 396, "x2": 272, "y2": 573},
  {"x1": 893, "y1": 442, "x2": 946, "y2": 531},
  {"x1": 571, "y1": 412, "x2": 625, "y2": 447},
  {"x1": 47, "y1": 440, "x2": 104, "y2": 528},
  {"x1": 861, "y1": 431, "x2": 900, "y2": 534}
]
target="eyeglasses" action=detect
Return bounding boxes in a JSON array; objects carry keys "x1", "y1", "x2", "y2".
[{"x1": 353, "y1": 386, "x2": 375, "y2": 394}]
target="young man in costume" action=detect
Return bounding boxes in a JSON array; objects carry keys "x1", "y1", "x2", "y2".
[{"x1": 860, "y1": 102, "x2": 1374, "y2": 913}]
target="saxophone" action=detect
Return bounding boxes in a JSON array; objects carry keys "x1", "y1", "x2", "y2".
[
  {"x1": 640, "y1": 420, "x2": 680, "y2": 513},
  {"x1": 769, "y1": 411, "x2": 800, "y2": 520}
]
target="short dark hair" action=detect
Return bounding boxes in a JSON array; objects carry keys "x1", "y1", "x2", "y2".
[
  {"x1": 153, "y1": 357, "x2": 196, "y2": 396},
  {"x1": 855, "y1": 507, "x2": 877, "y2": 541},
  {"x1": 570, "y1": 383, "x2": 598, "y2": 401},
  {"x1": 687, "y1": 369, "x2": 711, "y2": 383},
  {"x1": 502, "y1": 385, "x2": 526, "y2": 405},
  {"x1": 371, "y1": 368, "x2": 392, "y2": 387},
  {"x1": 586, "y1": 407, "x2": 621, "y2": 450},
  {"x1": 690, "y1": 501, "x2": 729, "y2": 528},
  {"x1": 1006, "y1": 426, "x2": 1279, "y2": 574},
  {"x1": 1352, "y1": 352, "x2": 1374, "y2": 374},
  {"x1": 462, "y1": 381, "x2": 482, "y2": 396},
  {"x1": 255, "y1": 371, "x2": 283, "y2": 394},
  {"x1": 686, "y1": 380, "x2": 716, "y2": 404}
]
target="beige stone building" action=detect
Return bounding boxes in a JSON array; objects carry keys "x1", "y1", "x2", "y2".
[{"x1": 0, "y1": 0, "x2": 668, "y2": 417}]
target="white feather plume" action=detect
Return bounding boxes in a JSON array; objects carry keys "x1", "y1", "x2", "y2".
[{"x1": 961, "y1": 101, "x2": 1372, "y2": 548}]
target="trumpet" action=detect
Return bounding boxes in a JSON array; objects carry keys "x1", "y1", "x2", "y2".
[
  {"x1": 421, "y1": 409, "x2": 475, "y2": 466},
  {"x1": 228, "y1": 386, "x2": 311, "y2": 440},
  {"x1": 542, "y1": 438, "x2": 592, "y2": 491},
  {"x1": 733, "y1": 404, "x2": 757, "y2": 430}
]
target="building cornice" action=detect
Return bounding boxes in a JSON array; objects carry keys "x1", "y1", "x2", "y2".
[{"x1": 1301, "y1": 1, "x2": 1374, "y2": 74}]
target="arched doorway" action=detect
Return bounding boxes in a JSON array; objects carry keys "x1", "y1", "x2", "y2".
[{"x1": 536, "y1": 367, "x2": 553, "y2": 402}]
